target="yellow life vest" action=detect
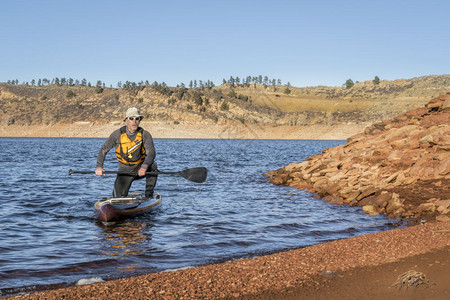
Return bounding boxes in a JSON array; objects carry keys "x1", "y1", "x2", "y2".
[{"x1": 115, "y1": 127, "x2": 146, "y2": 165}]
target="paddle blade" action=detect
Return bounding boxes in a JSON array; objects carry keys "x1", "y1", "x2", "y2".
[{"x1": 179, "y1": 167, "x2": 208, "y2": 183}]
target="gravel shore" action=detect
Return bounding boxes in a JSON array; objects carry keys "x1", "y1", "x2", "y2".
[{"x1": 7, "y1": 221, "x2": 449, "y2": 299}]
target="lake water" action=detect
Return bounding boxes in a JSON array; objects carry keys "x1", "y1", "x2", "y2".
[{"x1": 0, "y1": 137, "x2": 403, "y2": 296}]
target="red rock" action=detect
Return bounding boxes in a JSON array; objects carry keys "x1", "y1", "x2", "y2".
[
  {"x1": 359, "y1": 195, "x2": 377, "y2": 206},
  {"x1": 356, "y1": 186, "x2": 378, "y2": 201},
  {"x1": 405, "y1": 107, "x2": 428, "y2": 117},
  {"x1": 435, "y1": 214, "x2": 450, "y2": 222},
  {"x1": 290, "y1": 182, "x2": 311, "y2": 190},
  {"x1": 341, "y1": 190, "x2": 360, "y2": 202},
  {"x1": 443, "y1": 98, "x2": 450, "y2": 110},
  {"x1": 426, "y1": 100, "x2": 443, "y2": 110},
  {"x1": 271, "y1": 175, "x2": 288, "y2": 185},
  {"x1": 435, "y1": 199, "x2": 450, "y2": 209},
  {"x1": 421, "y1": 113, "x2": 450, "y2": 128},
  {"x1": 266, "y1": 94, "x2": 450, "y2": 220},
  {"x1": 414, "y1": 203, "x2": 436, "y2": 214},
  {"x1": 362, "y1": 205, "x2": 379, "y2": 216},
  {"x1": 438, "y1": 158, "x2": 450, "y2": 175},
  {"x1": 375, "y1": 192, "x2": 391, "y2": 207},
  {"x1": 385, "y1": 172, "x2": 399, "y2": 184}
]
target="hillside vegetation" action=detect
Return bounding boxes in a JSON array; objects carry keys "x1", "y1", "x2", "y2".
[{"x1": 0, "y1": 75, "x2": 449, "y2": 128}]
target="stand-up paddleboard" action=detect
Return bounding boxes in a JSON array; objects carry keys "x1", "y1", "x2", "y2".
[
  {"x1": 69, "y1": 167, "x2": 206, "y2": 222},
  {"x1": 95, "y1": 192, "x2": 161, "y2": 222}
]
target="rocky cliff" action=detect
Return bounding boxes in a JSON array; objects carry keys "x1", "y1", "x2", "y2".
[{"x1": 265, "y1": 93, "x2": 450, "y2": 222}]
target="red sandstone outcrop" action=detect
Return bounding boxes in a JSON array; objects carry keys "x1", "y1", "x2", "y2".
[{"x1": 266, "y1": 93, "x2": 450, "y2": 221}]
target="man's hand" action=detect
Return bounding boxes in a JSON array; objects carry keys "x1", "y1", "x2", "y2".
[
  {"x1": 138, "y1": 167, "x2": 147, "y2": 177},
  {"x1": 95, "y1": 167, "x2": 105, "y2": 176}
]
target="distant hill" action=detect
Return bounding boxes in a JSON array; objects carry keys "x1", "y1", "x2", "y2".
[{"x1": 0, "y1": 75, "x2": 449, "y2": 127}]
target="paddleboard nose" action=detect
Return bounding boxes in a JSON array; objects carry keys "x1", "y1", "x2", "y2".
[{"x1": 97, "y1": 204, "x2": 117, "y2": 222}]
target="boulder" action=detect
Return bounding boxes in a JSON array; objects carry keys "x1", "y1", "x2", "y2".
[
  {"x1": 362, "y1": 205, "x2": 379, "y2": 216},
  {"x1": 435, "y1": 215, "x2": 450, "y2": 222},
  {"x1": 356, "y1": 186, "x2": 378, "y2": 201},
  {"x1": 414, "y1": 203, "x2": 436, "y2": 215}
]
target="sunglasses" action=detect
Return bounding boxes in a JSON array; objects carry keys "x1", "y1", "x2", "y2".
[{"x1": 128, "y1": 116, "x2": 142, "y2": 121}]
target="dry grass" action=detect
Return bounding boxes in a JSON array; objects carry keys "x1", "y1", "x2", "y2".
[
  {"x1": 392, "y1": 270, "x2": 433, "y2": 290},
  {"x1": 1, "y1": 74, "x2": 448, "y2": 127},
  {"x1": 237, "y1": 88, "x2": 432, "y2": 114},
  {"x1": 204, "y1": 90, "x2": 415, "y2": 118},
  {"x1": 218, "y1": 75, "x2": 450, "y2": 114}
]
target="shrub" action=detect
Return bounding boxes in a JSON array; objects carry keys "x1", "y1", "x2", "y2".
[
  {"x1": 66, "y1": 90, "x2": 76, "y2": 99},
  {"x1": 284, "y1": 87, "x2": 291, "y2": 95},
  {"x1": 176, "y1": 89, "x2": 185, "y2": 100},
  {"x1": 192, "y1": 92, "x2": 203, "y2": 106},
  {"x1": 238, "y1": 94, "x2": 249, "y2": 101},
  {"x1": 220, "y1": 101, "x2": 229, "y2": 111}
]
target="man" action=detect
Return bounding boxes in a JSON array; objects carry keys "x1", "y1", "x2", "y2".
[{"x1": 95, "y1": 107, "x2": 157, "y2": 197}]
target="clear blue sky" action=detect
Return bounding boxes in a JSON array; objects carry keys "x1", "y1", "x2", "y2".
[{"x1": 1, "y1": 0, "x2": 448, "y2": 87}]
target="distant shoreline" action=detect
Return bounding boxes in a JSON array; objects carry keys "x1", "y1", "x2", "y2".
[{"x1": 0, "y1": 122, "x2": 369, "y2": 140}]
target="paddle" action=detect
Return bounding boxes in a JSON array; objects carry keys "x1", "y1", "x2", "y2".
[{"x1": 68, "y1": 167, "x2": 208, "y2": 183}]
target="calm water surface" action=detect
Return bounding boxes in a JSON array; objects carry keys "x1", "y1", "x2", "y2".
[{"x1": 0, "y1": 137, "x2": 403, "y2": 295}]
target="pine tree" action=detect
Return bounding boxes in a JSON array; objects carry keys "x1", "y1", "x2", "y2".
[
  {"x1": 345, "y1": 79, "x2": 354, "y2": 89},
  {"x1": 373, "y1": 76, "x2": 380, "y2": 85}
]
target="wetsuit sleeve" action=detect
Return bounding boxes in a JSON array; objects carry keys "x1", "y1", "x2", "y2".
[
  {"x1": 96, "y1": 129, "x2": 121, "y2": 168},
  {"x1": 141, "y1": 130, "x2": 156, "y2": 170}
]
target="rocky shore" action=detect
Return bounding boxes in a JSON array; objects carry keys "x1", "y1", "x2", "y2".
[{"x1": 266, "y1": 93, "x2": 450, "y2": 222}]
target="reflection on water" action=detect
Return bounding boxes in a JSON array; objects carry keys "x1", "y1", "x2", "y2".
[{"x1": 100, "y1": 221, "x2": 151, "y2": 257}]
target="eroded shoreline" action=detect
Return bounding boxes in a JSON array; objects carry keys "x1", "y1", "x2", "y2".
[{"x1": 0, "y1": 123, "x2": 369, "y2": 140}]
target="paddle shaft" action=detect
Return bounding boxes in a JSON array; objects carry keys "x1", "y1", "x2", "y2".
[
  {"x1": 69, "y1": 170, "x2": 165, "y2": 175},
  {"x1": 68, "y1": 167, "x2": 207, "y2": 183}
]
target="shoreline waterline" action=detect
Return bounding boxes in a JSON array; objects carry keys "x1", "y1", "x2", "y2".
[{"x1": 0, "y1": 122, "x2": 369, "y2": 140}]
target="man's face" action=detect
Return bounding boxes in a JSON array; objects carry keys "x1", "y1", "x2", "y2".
[{"x1": 125, "y1": 116, "x2": 142, "y2": 133}]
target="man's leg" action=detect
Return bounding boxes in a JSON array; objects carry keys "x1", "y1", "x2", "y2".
[
  {"x1": 145, "y1": 162, "x2": 158, "y2": 197},
  {"x1": 113, "y1": 174, "x2": 135, "y2": 197}
]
